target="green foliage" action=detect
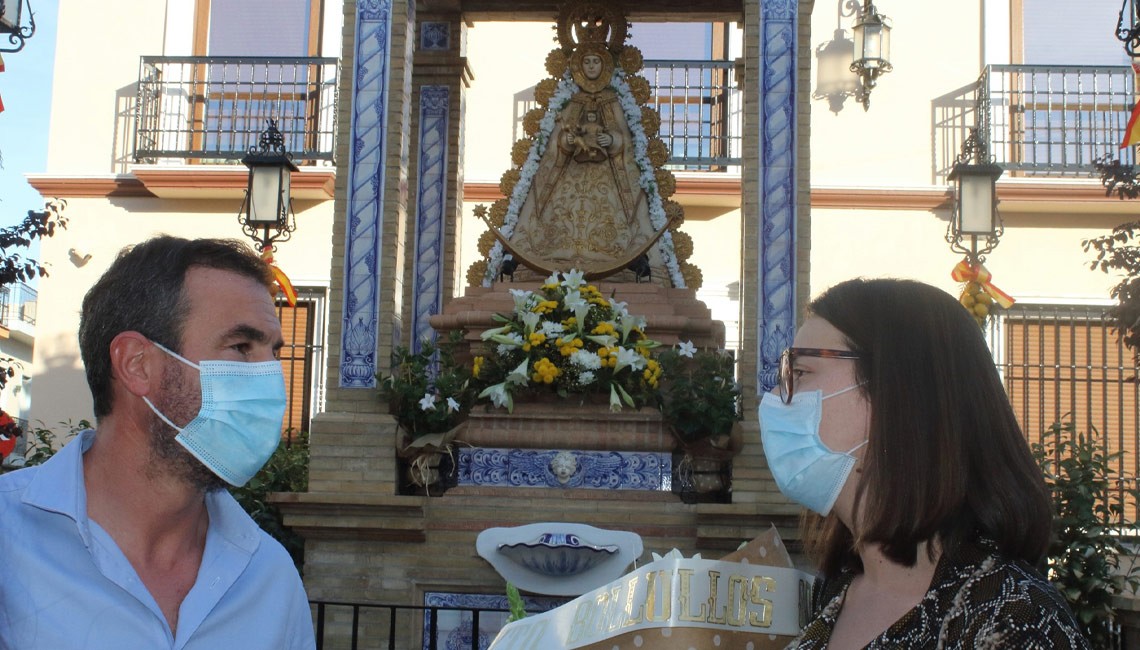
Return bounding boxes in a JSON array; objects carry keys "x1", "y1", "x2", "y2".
[
  {"x1": 654, "y1": 347, "x2": 741, "y2": 443},
  {"x1": 1083, "y1": 220, "x2": 1140, "y2": 355},
  {"x1": 1032, "y1": 420, "x2": 1140, "y2": 646},
  {"x1": 377, "y1": 332, "x2": 476, "y2": 439},
  {"x1": 229, "y1": 431, "x2": 310, "y2": 572},
  {"x1": 505, "y1": 582, "x2": 527, "y2": 623},
  {"x1": 22, "y1": 419, "x2": 89, "y2": 466}
]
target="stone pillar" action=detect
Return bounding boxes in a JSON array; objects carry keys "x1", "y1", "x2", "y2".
[
  {"x1": 304, "y1": 0, "x2": 418, "y2": 495},
  {"x1": 405, "y1": 15, "x2": 471, "y2": 351}
]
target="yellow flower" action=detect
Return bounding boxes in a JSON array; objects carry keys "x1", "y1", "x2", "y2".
[{"x1": 473, "y1": 356, "x2": 484, "y2": 378}]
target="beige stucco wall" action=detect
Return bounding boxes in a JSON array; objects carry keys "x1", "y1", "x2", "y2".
[
  {"x1": 30, "y1": 197, "x2": 333, "y2": 425},
  {"x1": 805, "y1": 0, "x2": 1128, "y2": 306}
]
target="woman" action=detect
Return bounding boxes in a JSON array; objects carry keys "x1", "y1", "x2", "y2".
[{"x1": 759, "y1": 278, "x2": 1088, "y2": 649}]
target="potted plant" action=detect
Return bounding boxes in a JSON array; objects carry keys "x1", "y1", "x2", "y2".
[
  {"x1": 377, "y1": 332, "x2": 475, "y2": 493},
  {"x1": 654, "y1": 341, "x2": 742, "y2": 501}
]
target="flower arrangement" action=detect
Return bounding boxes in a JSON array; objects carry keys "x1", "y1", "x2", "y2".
[
  {"x1": 653, "y1": 343, "x2": 742, "y2": 447},
  {"x1": 377, "y1": 332, "x2": 475, "y2": 440},
  {"x1": 473, "y1": 270, "x2": 660, "y2": 412}
]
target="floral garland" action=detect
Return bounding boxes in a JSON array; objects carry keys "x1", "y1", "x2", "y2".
[
  {"x1": 483, "y1": 74, "x2": 580, "y2": 286},
  {"x1": 482, "y1": 68, "x2": 686, "y2": 288},
  {"x1": 610, "y1": 71, "x2": 685, "y2": 287}
]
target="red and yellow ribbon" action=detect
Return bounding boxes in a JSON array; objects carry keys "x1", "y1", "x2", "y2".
[
  {"x1": 950, "y1": 258, "x2": 1014, "y2": 309},
  {"x1": 260, "y1": 246, "x2": 297, "y2": 307}
]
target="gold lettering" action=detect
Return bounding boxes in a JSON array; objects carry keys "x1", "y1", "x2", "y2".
[
  {"x1": 623, "y1": 573, "x2": 643, "y2": 627},
  {"x1": 748, "y1": 576, "x2": 775, "y2": 628},
  {"x1": 594, "y1": 590, "x2": 611, "y2": 635},
  {"x1": 678, "y1": 569, "x2": 707, "y2": 622},
  {"x1": 706, "y1": 570, "x2": 726, "y2": 625},
  {"x1": 727, "y1": 574, "x2": 749, "y2": 626},
  {"x1": 605, "y1": 585, "x2": 624, "y2": 632},
  {"x1": 644, "y1": 570, "x2": 672, "y2": 622},
  {"x1": 567, "y1": 598, "x2": 596, "y2": 644}
]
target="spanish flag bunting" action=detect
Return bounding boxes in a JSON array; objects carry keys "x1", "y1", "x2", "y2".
[
  {"x1": 950, "y1": 258, "x2": 1015, "y2": 309},
  {"x1": 260, "y1": 246, "x2": 297, "y2": 307},
  {"x1": 0, "y1": 53, "x2": 5, "y2": 114},
  {"x1": 1122, "y1": 98, "x2": 1140, "y2": 149}
]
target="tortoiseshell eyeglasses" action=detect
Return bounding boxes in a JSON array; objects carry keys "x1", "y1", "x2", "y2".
[{"x1": 778, "y1": 347, "x2": 862, "y2": 404}]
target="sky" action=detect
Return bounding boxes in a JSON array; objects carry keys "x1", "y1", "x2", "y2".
[{"x1": 0, "y1": 0, "x2": 58, "y2": 231}]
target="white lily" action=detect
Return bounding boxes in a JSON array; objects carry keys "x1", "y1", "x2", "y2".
[
  {"x1": 609, "y1": 384, "x2": 623, "y2": 412},
  {"x1": 480, "y1": 324, "x2": 511, "y2": 341},
  {"x1": 510, "y1": 288, "x2": 535, "y2": 314},
  {"x1": 488, "y1": 333, "x2": 523, "y2": 348},
  {"x1": 677, "y1": 340, "x2": 697, "y2": 358},
  {"x1": 561, "y1": 269, "x2": 586, "y2": 289},
  {"x1": 506, "y1": 358, "x2": 530, "y2": 386},
  {"x1": 446, "y1": 397, "x2": 461, "y2": 413},
  {"x1": 544, "y1": 271, "x2": 561, "y2": 286},
  {"x1": 418, "y1": 393, "x2": 437, "y2": 411},
  {"x1": 613, "y1": 346, "x2": 647, "y2": 374},
  {"x1": 478, "y1": 382, "x2": 514, "y2": 412},
  {"x1": 562, "y1": 289, "x2": 587, "y2": 314},
  {"x1": 585, "y1": 334, "x2": 617, "y2": 349},
  {"x1": 520, "y1": 311, "x2": 541, "y2": 334}
]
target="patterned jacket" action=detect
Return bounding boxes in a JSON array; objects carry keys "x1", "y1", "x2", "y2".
[{"x1": 787, "y1": 539, "x2": 1091, "y2": 649}]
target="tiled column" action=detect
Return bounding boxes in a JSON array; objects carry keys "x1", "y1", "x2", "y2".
[
  {"x1": 406, "y1": 16, "x2": 470, "y2": 351},
  {"x1": 754, "y1": 0, "x2": 799, "y2": 395}
]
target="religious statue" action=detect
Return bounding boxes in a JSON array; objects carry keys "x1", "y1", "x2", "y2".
[{"x1": 473, "y1": 1, "x2": 694, "y2": 288}]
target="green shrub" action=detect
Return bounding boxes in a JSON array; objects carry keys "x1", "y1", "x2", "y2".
[
  {"x1": 1032, "y1": 420, "x2": 1140, "y2": 646},
  {"x1": 22, "y1": 419, "x2": 89, "y2": 466}
]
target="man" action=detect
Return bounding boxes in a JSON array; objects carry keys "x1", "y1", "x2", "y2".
[{"x1": 0, "y1": 237, "x2": 315, "y2": 649}]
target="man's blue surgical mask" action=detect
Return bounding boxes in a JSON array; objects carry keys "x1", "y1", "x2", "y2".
[
  {"x1": 143, "y1": 341, "x2": 287, "y2": 487},
  {"x1": 758, "y1": 386, "x2": 868, "y2": 516}
]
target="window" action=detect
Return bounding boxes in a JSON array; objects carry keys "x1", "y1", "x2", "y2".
[
  {"x1": 190, "y1": 0, "x2": 325, "y2": 159},
  {"x1": 275, "y1": 288, "x2": 327, "y2": 437},
  {"x1": 1015, "y1": 0, "x2": 1128, "y2": 65},
  {"x1": 993, "y1": 304, "x2": 1140, "y2": 516}
]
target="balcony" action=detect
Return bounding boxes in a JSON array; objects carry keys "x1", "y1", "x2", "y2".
[
  {"x1": 942, "y1": 64, "x2": 1135, "y2": 179},
  {"x1": 0, "y1": 282, "x2": 36, "y2": 344},
  {"x1": 514, "y1": 59, "x2": 742, "y2": 171},
  {"x1": 133, "y1": 56, "x2": 339, "y2": 164}
]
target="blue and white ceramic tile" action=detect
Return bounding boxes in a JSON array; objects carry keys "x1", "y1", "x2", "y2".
[
  {"x1": 422, "y1": 591, "x2": 564, "y2": 649},
  {"x1": 420, "y1": 21, "x2": 450, "y2": 51},
  {"x1": 411, "y1": 85, "x2": 450, "y2": 352},
  {"x1": 457, "y1": 448, "x2": 670, "y2": 491},
  {"x1": 757, "y1": 0, "x2": 799, "y2": 393},
  {"x1": 340, "y1": 0, "x2": 394, "y2": 388}
]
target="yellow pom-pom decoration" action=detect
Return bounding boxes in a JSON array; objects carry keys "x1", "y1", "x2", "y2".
[
  {"x1": 618, "y1": 46, "x2": 644, "y2": 74},
  {"x1": 467, "y1": 260, "x2": 488, "y2": 287},
  {"x1": 626, "y1": 75, "x2": 651, "y2": 104},
  {"x1": 534, "y1": 78, "x2": 559, "y2": 107},
  {"x1": 664, "y1": 199, "x2": 685, "y2": 228},
  {"x1": 477, "y1": 230, "x2": 498, "y2": 256},
  {"x1": 640, "y1": 107, "x2": 660, "y2": 136},
  {"x1": 499, "y1": 168, "x2": 521, "y2": 196},
  {"x1": 670, "y1": 230, "x2": 694, "y2": 261},
  {"x1": 680, "y1": 262, "x2": 703, "y2": 291},
  {"x1": 647, "y1": 138, "x2": 670, "y2": 167},
  {"x1": 545, "y1": 49, "x2": 569, "y2": 77},
  {"x1": 489, "y1": 199, "x2": 509, "y2": 227},
  {"x1": 655, "y1": 168, "x2": 677, "y2": 198},
  {"x1": 511, "y1": 138, "x2": 533, "y2": 167},
  {"x1": 522, "y1": 107, "x2": 545, "y2": 137}
]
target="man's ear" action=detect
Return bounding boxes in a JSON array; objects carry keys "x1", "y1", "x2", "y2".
[{"x1": 109, "y1": 332, "x2": 162, "y2": 398}]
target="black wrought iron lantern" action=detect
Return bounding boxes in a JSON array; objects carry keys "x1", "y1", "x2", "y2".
[
  {"x1": 0, "y1": 0, "x2": 35, "y2": 53},
  {"x1": 239, "y1": 120, "x2": 298, "y2": 252},
  {"x1": 947, "y1": 129, "x2": 1004, "y2": 263},
  {"x1": 850, "y1": 0, "x2": 892, "y2": 111},
  {"x1": 1117, "y1": 0, "x2": 1140, "y2": 58}
]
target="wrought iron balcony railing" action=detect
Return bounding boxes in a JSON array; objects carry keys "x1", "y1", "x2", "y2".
[
  {"x1": 643, "y1": 59, "x2": 742, "y2": 169},
  {"x1": 977, "y1": 64, "x2": 1135, "y2": 176},
  {"x1": 514, "y1": 59, "x2": 741, "y2": 171},
  {"x1": 133, "y1": 56, "x2": 338, "y2": 164},
  {"x1": 0, "y1": 282, "x2": 36, "y2": 328}
]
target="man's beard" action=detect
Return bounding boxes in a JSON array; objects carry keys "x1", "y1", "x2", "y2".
[{"x1": 147, "y1": 359, "x2": 228, "y2": 493}]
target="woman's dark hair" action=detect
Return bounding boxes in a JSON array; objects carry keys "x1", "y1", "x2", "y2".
[
  {"x1": 78, "y1": 236, "x2": 275, "y2": 419},
  {"x1": 804, "y1": 278, "x2": 1051, "y2": 576}
]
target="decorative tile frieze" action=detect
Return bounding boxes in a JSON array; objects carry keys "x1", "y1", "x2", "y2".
[{"x1": 457, "y1": 448, "x2": 671, "y2": 491}]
